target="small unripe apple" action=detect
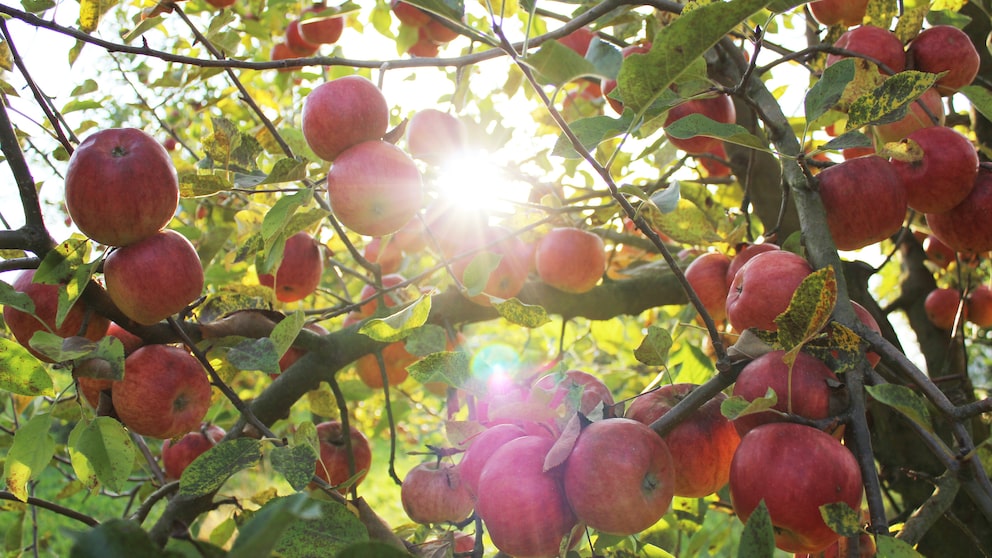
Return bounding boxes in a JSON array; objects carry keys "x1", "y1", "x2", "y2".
[{"x1": 301, "y1": 76, "x2": 389, "y2": 162}]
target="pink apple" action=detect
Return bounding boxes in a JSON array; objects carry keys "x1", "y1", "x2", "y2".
[
  {"x1": 535, "y1": 227, "x2": 607, "y2": 294},
  {"x1": 725, "y1": 243, "x2": 780, "y2": 289},
  {"x1": 401, "y1": 460, "x2": 475, "y2": 524},
  {"x1": 301, "y1": 76, "x2": 389, "y2": 162},
  {"x1": 907, "y1": 25, "x2": 980, "y2": 95},
  {"x1": 458, "y1": 423, "x2": 529, "y2": 496},
  {"x1": 531, "y1": 369, "x2": 615, "y2": 417},
  {"x1": 405, "y1": 109, "x2": 466, "y2": 163}
]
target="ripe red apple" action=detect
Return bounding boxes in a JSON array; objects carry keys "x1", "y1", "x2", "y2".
[
  {"x1": 562, "y1": 418, "x2": 675, "y2": 535},
  {"x1": 104, "y1": 230, "x2": 204, "y2": 325},
  {"x1": 826, "y1": 25, "x2": 906, "y2": 75},
  {"x1": 278, "y1": 322, "x2": 329, "y2": 374},
  {"x1": 391, "y1": 0, "x2": 431, "y2": 26},
  {"x1": 400, "y1": 460, "x2": 475, "y2": 524},
  {"x1": 729, "y1": 422, "x2": 864, "y2": 554},
  {"x1": 354, "y1": 340, "x2": 416, "y2": 388},
  {"x1": 161, "y1": 424, "x2": 226, "y2": 480},
  {"x1": 285, "y1": 19, "x2": 320, "y2": 55},
  {"x1": 326, "y1": 140, "x2": 423, "y2": 237},
  {"x1": 907, "y1": 25, "x2": 980, "y2": 95},
  {"x1": 967, "y1": 285, "x2": 992, "y2": 328},
  {"x1": 816, "y1": 155, "x2": 907, "y2": 251},
  {"x1": 64, "y1": 128, "x2": 179, "y2": 247},
  {"x1": 531, "y1": 369, "x2": 615, "y2": 417},
  {"x1": 731, "y1": 350, "x2": 839, "y2": 437},
  {"x1": 298, "y1": 6, "x2": 344, "y2": 45},
  {"x1": 407, "y1": 31, "x2": 441, "y2": 57},
  {"x1": 626, "y1": 383, "x2": 740, "y2": 498},
  {"x1": 808, "y1": 0, "x2": 869, "y2": 27},
  {"x1": 725, "y1": 250, "x2": 813, "y2": 332},
  {"x1": 270, "y1": 43, "x2": 302, "y2": 72},
  {"x1": 405, "y1": 109, "x2": 466, "y2": 163},
  {"x1": 922, "y1": 234, "x2": 956, "y2": 268},
  {"x1": 698, "y1": 142, "x2": 733, "y2": 177},
  {"x1": 663, "y1": 92, "x2": 736, "y2": 155},
  {"x1": 423, "y1": 18, "x2": 459, "y2": 44},
  {"x1": 450, "y1": 226, "x2": 532, "y2": 306},
  {"x1": 725, "y1": 242, "x2": 780, "y2": 289},
  {"x1": 313, "y1": 420, "x2": 372, "y2": 492},
  {"x1": 684, "y1": 252, "x2": 732, "y2": 322},
  {"x1": 357, "y1": 273, "x2": 410, "y2": 319},
  {"x1": 475, "y1": 435, "x2": 577, "y2": 557},
  {"x1": 458, "y1": 423, "x2": 530, "y2": 496},
  {"x1": 559, "y1": 26, "x2": 595, "y2": 56},
  {"x1": 924, "y1": 287, "x2": 963, "y2": 330},
  {"x1": 890, "y1": 126, "x2": 979, "y2": 213},
  {"x1": 77, "y1": 375, "x2": 114, "y2": 409},
  {"x1": 874, "y1": 87, "x2": 944, "y2": 144},
  {"x1": 602, "y1": 42, "x2": 652, "y2": 114},
  {"x1": 301, "y1": 76, "x2": 389, "y2": 162},
  {"x1": 106, "y1": 322, "x2": 144, "y2": 355},
  {"x1": 112, "y1": 345, "x2": 212, "y2": 440},
  {"x1": 258, "y1": 231, "x2": 324, "y2": 303},
  {"x1": 850, "y1": 301, "x2": 882, "y2": 367},
  {"x1": 926, "y1": 168, "x2": 992, "y2": 254},
  {"x1": 535, "y1": 227, "x2": 607, "y2": 294},
  {"x1": 421, "y1": 201, "x2": 491, "y2": 257},
  {"x1": 2, "y1": 269, "x2": 110, "y2": 362}
]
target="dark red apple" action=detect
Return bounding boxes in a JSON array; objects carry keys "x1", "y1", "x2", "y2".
[
  {"x1": 816, "y1": 155, "x2": 907, "y2": 251},
  {"x1": 161, "y1": 424, "x2": 226, "y2": 480},
  {"x1": 298, "y1": 6, "x2": 344, "y2": 45},
  {"x1": 684, "y1": 251, "x2": 732, "y2": 322},
  {"x1": 922, "y1": 234, "x2": 956, "y2": 269},
  {"x1": 725, "y1": 250, "x2": 813, "y2": 332},
  {"x1": 924, "y1": 287, "x2": 963, "y2": 330},
  {"x1": 400, "y1": 461, "x2": 475, "y2": 524},
  {"x1": 725, "y1": 243, "x2": 780, "y2": 289},
  {"x1": 313, "y1": 420, "x2": 372, "y2": 492},
  {"x1": 907, "y1": 25, "x2": 980, "y2": 95},
  {"x1": 926, "y1": 168, "x2": 992, "y2": 254},
  {"x1": 301, "y1": 76, "x2": 389, "y2": 162},
  {"x1": 890, "y1": 126, "x2": 979, "y2": 213},
  {"x1": 826, "y1": 25, "x2": 906, "y2": 75},
  {"x1": 258, "y1": 231, "x2": 324, "y2": 303},
  {"x1": 535, "y1": 227, "x2": 607, "y2": 294},
  {"x1": 967, "y1": 285, "x2": 992, "y2": 328}
]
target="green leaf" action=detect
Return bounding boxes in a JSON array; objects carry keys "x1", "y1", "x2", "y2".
[
  {"x1": 338, "y1": 542, "x2": 416, "y2": 558},
  {"x1": 20, "y1": 0, "x2": 55, "y2": 13},
  {"x1": 35, "y1": 234, "x2": 89, "y2": 285},
  {"x1": 633, "y1": 325, "x2": 673, "y2": 366},
  {"x1": 738, "y1": 500, "x2": 775, "y2": 558},
  {"x1": 78, "y1": 0, "x2": 113, "y2": 33},
  {"x1": 720, "y1": 388, "x2": 778, "y2": 421},
  {"x1": 178, "y1": 171, "x2": 233, "y2": 198},
  {"x1": 3, "y1": 414, "x2": 55, "y2": 501},
  {"x1": 404, "y1": 324, "x2": 448, "y2": 357},
  {"x1": 662, "y1": 112, "x2": 767, "y2": 150},
  {"x1": 228, "y1": 337, "x2": 280, "y2": 376},
  {"x1": 67, "y1": 519, "x2": 169, "y2": 558},
  {"x1": 961, "y1": 85, "x2": 992, "y2": 124},
  {"x1": 805, "y1": 58, "x2": 856, "y2": 124},
  {"x1": 270, "y1": 443, "x2": 318, "y2": 492},
  {"x1": 819, "y1": 502, "x2": 862, "y2": 538},
  {"x1": 359, "y1": 296, "x2": 431, "y2": 343},
  {"x1": 492, "y1": 298, "x2": 551, "y2": 328},
  {"x1": 461, "y1": 252, "x2": 502, "y2": 297},
  {"x1": 229, "y1": 494, "x2": 324, "y2": 558},
  {"x1": 408, "y1": 351, "x2": 470, "y2": 388},
  {"x1": 272, "y1": 497, "x2": 369, "y2": 556},
  {"x1": 649, "y1": 181, "x2": 681, "y2": 214},
  {"x1": 202, "y1": 116, "x2": 262, "y2": 170},
  {"x1": 524, "y1": 40, "x2": 599, "y2": 84},
  {"x1": 865, "y1": 383, "x2": 934, "y2": 432},
  {"x1": 642, "y1": 198, "x2": 721, "y2": 246},
  {"x1": 259, "y1": 158, "x2": 309, "y2": 185},
  {"x1": 822, "y1": 130, "x2": 873, "y2": 151},
  {"x1": 586, "y1": 37, "x2": 623, "y2": 80},
  {"x1": 775, "y1": 266, "x2": 838, "y2": 363},
  {"x1": 0, "y1": 338, "x2": 54, "y2": 396},
  {"x1": 179, "y1": 438, "x2": 263, "y2": 497},
  {"x1": 271, "y1": 311, "x2": 306, "y2": 358},
  {"x1": 68, "y1": 417, "x2": 136, "y2": 493},
  {"x1": 403, "y1": 0, "x2": 464, "y2": 21},
  {"x1": 847, "y1": 71, "x2": 939, "y2": 129},
  {"x1": 261, "y1": 189, "x2": 311, "y2": 242},
  {"x1": 0, "y1": 280, "x2": 35, "y2": 315},
  {"x1": 552, "y1": 111, "x2": 636, "y2": 159},
  {"x1": 875, "y1": 535, "x2": 925, "y2": 557}
]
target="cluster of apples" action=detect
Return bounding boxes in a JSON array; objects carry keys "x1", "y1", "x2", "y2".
[
  {"x1": 391, "y1": 0, "x2": 460, "y2": 57},
  {"x1": 271, "y1": 3, "x2": 346, "y2": 71},
  {"x1": 917, "y1": 233, "x2": 992, "y2": 331}
]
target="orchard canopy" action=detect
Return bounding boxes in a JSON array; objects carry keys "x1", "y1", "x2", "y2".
[{"x1": 0, "y1": 0, "x2": 992, "y2": 556}]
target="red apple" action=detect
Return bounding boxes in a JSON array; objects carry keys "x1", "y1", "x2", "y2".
[
  {"x1": 64, "y1": 128, "x2": 179, "y2": 247},
  {"x1": 842, "y1": 146, "x2": 875, "y2": 159},
  {"x1": 77, "y1": 375, "x2": 114, "y2": 409},
  {"x1": 826, "y1": 25, "x2": 906, "y2": 75},
  {"x1": 873, "y1": 87, "x2": 944, "y2": 144},
  {"x1": 475, "y1": 435, "x2": 577, "y2": 557},
  {"x1": 112, "y1": 344, "x2": 213, "y2": 440},
  {"x1": 699, "y1": 142, "x2": 733, "y2": 177},
  {"x1": 559, "y1": 27, "x2": 595, "y2": 56},
  {"x1": 725, "y1": 242, "x2": 780, "y2": 289},
  {"x1": 161, "y1": 424, "x2": 226, "y2": 480},
  {"x1": 258, "y1": 231, "x2": 324, "y2": 303},
  {"x1": 423, "y1": 18, "x2": 459, "y2": 44},
  {"x1": 458, "y1": 423, "x2": 529, "y2": 496},
  {"x1": 684, "y1": 252, "x2": 732, "y2": 322},
  {"x1": 850, "y1": 301, "x2": 882, "y2": 367},
  {"x1": 663, "y1": 92, "x2": 736, "y2": 155},
  {"x1": 298, "y1": 6, "x2": 344, "y2": 45},
  {"x1": 313, "y1": 420, "x2": 372, "y2": 492},
  {"x1": 278, "y1": 322, "x2": 329, "y2": 373},
  {"x1": 421, "y1": 200, "x2": 490, "y2": 257},
  {"x1": 922, "y1": 234, "x2": 956, "y2": 269},
  {"x1": 731, "y1": 350, "x2": 839, "y2": 437},
  {"x1": 626, "y1": 383, "x2": 741, "y2": 498},
  {"x1": 2, "y1": 269, "x2": 110, "y2": 362},
  {"x1": 104, "y1": 230, "x2": 204, "y2": 325},
  {"x1": 362, "y1": 237, "x2": 403, "y2": 275},
  {"x1": 205, "y1": 0, "x2": 236, "y2": 8},
  {"x1": 890, "y1": 126, "x2": 979, "y2": 213},
  {"x1": 924, "y1": 287, "x2": 963, "y2": 330},
  {"x1": 602, "y1": 42, "x2": 652, "y2": 114},
  {"x1": 301, "y1": 76, "x2": 389, "y2": 162},
  {"x1": 562, "y1": 418, "x2": 675, "y2": 535},
  {"x1": 401, "y1": 460, "x2": 475, "y2": 524},
  {"x1": 407, "y1": 31, "x2": 441, "y2": 57},
  {"x1": 405, "y1": 109, "x2": 466, "y2": 163},
  {"x1": 729, "y1": 422, "x2": 864, "y2": 554},
  {"x1": 107, "y1": 322, "x2": 144, "y2": 355},
  {"x1": 967, "y1": 285, "x2": 992, "y2": 328},
  {"x1": 357, "y1": 273, "x2": 410, "y2": 318},
  {"x1": 535, "y1": 227, "x2": 607, "y2": 294},
  {"x1": 270, "y1": 43, "x2": 302, "y2": 72},
  {"x1": 532, "y1": 369, "x2": 615, "y2": 417},
  {"x1": 285, "y1": 19, "x2": 320, "y2": 56},
  {"x1": 391, "y1": 0, "x2": 431, "y2": 26},
  {"x1": 725, "y1": 250, "x2": 813, "y2": 332},
  {"x1": 326, "y1": 140, "x2": 423, "y2": 237},
  {"x1": 926, "y1": 168, "x2": 992, "y2": 254},
  {"x1": 816, "y1": 155, "x2": 907, "y2": 251},
  {"x1": 808, "y1": 0, "x2": 869, "y2": 27},
  {"x1": 354, "y1": 340, "x2": 416, "y2": 388},
  {"x1": 907, "y1": 25, "x2": 980, "y2": 95},
  {"x1": 450, "y1": 225, "x2": 532, "y2": 306}
]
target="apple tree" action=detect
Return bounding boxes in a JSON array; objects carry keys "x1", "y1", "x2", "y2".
[{"x1": 0, "y1": 0, "x2": 991, "y2": 556}]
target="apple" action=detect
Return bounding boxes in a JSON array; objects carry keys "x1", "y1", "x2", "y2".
[
  {"x1": 64, "y1": 128, "x2": 179, "y2": 247},
  {"x1": 808, "y1": 0, "x2": 869, "y2": 27},
  {"x1": 816, "y1": 155, "x2": 907, "y2": 251},
  {"x1": 699, "y1": 142, "x2": 733, "y2": 177},
  {"x1": 400, "y1": 460, "x2": 475, "y2": 524},
  {"x1": 842, "y1": 146, "x2": 875, "y2": 159},
  {"x1": 850, "y1": 301, "x2": 882, "y2": 367},
  {"x1": 104, "y1": 230, "x2": 205, "y2": 325},
  {"x1": 357, "y1": 273, "x2": 410, "y2": 317},
  {"x1": 106, "y1": 322, "x2": 144, "y2": 355},
  {"x1": 161, "y1": 424, "x2": 226, "y2": 480},
  {"x1": 907, "y1": 25, "x2": 980, "y2": 95},
  {"x1": 270, "y1": 43, "x2": 302, "y2": 72},
  {"x1": 354, "y1": 340, "x2": 416, "y2": 388},
  {"x1": 391, "y1": 0, "x2": 431, "y2": 27},
  {"x1": 663, "y1": 92, "x2": 736, "y2": 155},
  {"x1": 421, "y1": 201, "x2": 490, "y2": 257},
  {"x1": 475, "y1": 435, "x2": 577, "y2": 557},
  {"x1": 924, "y1": 287, "x2": 963, "y2": 330},
  {"x1": 626, "y1": 383, "x2": 740, "y2": 498},
  {"x1": 298, "y1": 6, "x2": 344, "y2": 45},
  {"x1": 76, "y1": 374, "x2": 115, "y2": 409},
  {"x1": 889, "y1": 126, "x2": 978, "y2": 213},
  {"x1": 532, "y1": 369, "x2": 615, "y2": 417},
  {"x1": 112, "y1": 344, "x2": 212, "y2": 440},
  {"x1": 725, "y1": 242, "x2": 780, "y2": 289},
  {"x1": 2, "y1": 269, "x2": 110, "y2": 363},
  {"x1": 285, "y1": 19, "x2": 320, "y2": 56},
  {"x1": 562, "y1": 418, "x2": 675, "y2": 535},
  {"x1": 729, "y1": 422, "x2": 864, "y2": 554},
  {"x1": 405, "y1": 109, "x2": 466, "y2": 163},
  {"x1": 362, "y1": 237, "x2": 402, "y2": 275},
  {"x1": 731, "y1": 350, "x2": 840, "y2": 437},
  {"x1": 967, "y1": 285, "x2": 992, "y2": 328},
  {"x1": 922, "y1": 234, "x2": 956, "y2": 269},
  {"x1": 797, "y1": 531, "x2": 877, "y2": 558},
  {"x1": 534, "y1": 227, "x2": 607, "y2": 294},
  {"x1": 258, "y1": 231, "x2": 324, "y2": 303},
  {"x1": 725, "y1": 250, "x2": 813, "y2": 332},
  {"x1": 301, "y1": 76, "x2": 389, "y2": 162},
  {"x1": 278, "y1": 322, "x2": 330, "y2": 374},
  {"x1": 684, "y1": 252, "x2": 732, "y2": 322},
  {"x1": 205, "y1": 0, "x2": 236, "y2": 8},
  {"x1": 407, "y1": 31, "x2": 440, "y2": 57},
  {"x1": 558, "y1": 27, "x2": 595, "y2": 56},
  {"x1": 450, "y1": 226, "x2": 532, "y2": 306},
  {"x1": 326, "y1": 140, "x2": 423, "y2": 237},
  {"x1": 423, "y1": 18, "x2": 459, "y2": 44},
  {"x1": 602, "y1": 42, "x2": 652, "y2": 114},
  {"x1": 313, "y1": 420, "x2": 372, "y2": 492},
  {"x1": 457, "y1": 423, "x2": 530, "y2": 496},
  {"x1": 826, "y1": 25, "x2": 906, "y2": 75},
  {"x1": 926, "y1": 168, "x2": 992, "y2": 254},
  {"x1": 873, "y1": 87, "x2": 944, "y2": 144}
]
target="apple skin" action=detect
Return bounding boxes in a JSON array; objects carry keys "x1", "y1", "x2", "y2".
[
  {"x1": 407, "y1": 31, "x2": 441, "y2": 57},
  {"x1": 534, "y1": 227, "x2": 607, "y2": 294},
  {"x1": 626, "y1": 383, "x2": 740, "y2": 498},
  {"x1": 907, "y1": 25, "x2": 980, "y2": 95},
  {"x1": 326, "y1": 140, "x2": 423, "y2": 237},
  {"x1": 684, "y1": 252, "x2": 732, "y2": 323},
  {"x1": 922, "y1": 234, "x2": 955, "y2": 269},
  {"x1": 475, "y1": 435, "x2": 577, "y2": 557},
  {"x1": 104, "y1": 230, "x2": 205, "y2": 326},
  {"x1": 562, "y1": 418, "x2": 675, "y2": 535},
  {"x1": 313, "y1": 420, "x2": 372, "y2": 492},
  {"x1": 873, "y1": 87, "x2": 944, "y2": 144},
  {"x1": 458, "y1": 423, "x2": 530, "y2": 496},
  {"x1": 423, "y1": 18, "x2": 459, "y2": 44},
  {"x1": 391, "y1": 0, "x2": 431, "y2": 26},
  {"x1": 968, "y1": 285, "x2": 992, "y2": 328},
  {"x1": 816, "y1": 155, "x2": 907, "y2": 251},
  {"x1": 890, "y1": 126, "x2": 979, "y2": 214},
  {"x1": 725, "y1": 250, "x2": 813, "y2": 332},
  {"x1": 725, "y1": 243, "x2": 779, "y2": 289},
  {"x1": 400, "y1": 461, "x2": 475, "y2": 524},
  {"x1": 64, "y1": 128, "x2": 179, "y2": 247},
  {"x1": 161, "y1": 424, "x2": 226, "y2": 480},
  {"x1": 663, "y1": 93, "x2": 736, "y2": 155},
  {"x1": 106, "y1": 322, "x2": 144, "y2": 355},
  {"x1": 924, "y1": 287, "x2": 962, "y2": 330},
  {"x1": 301, "y1": 76, "x2": 389, "y2": 162},
  {"x1": 808, "y1": 0, "x2": 869, "y2": 27},
  {"x1": 112, "y1": 345, "x2": 213, "y2": 440},
  {"x1": 559, "y1": 27, "x2": 595, "y2": 56},
  {"x1": 354, "y1": 340, "x2": 416, "y2": 388},
  {"x1": 270, "y1": 43, "x2": 302, "y2": 72},
  {"x1": 450, "y1": 226, "x2": 532, "y2": 306},
  {"x1": 258, "y1": 231, "x2": 324, "y2": 303},
  {"x1": 732, "y1": 350, "x2": 839, "y2": 437},
  {"x1": 2, "y1": 269, "x2": 110, "y2": 363},
  {"x1": 298, "y1": 7, "x2": 344, "y2": 45},
  {"x1": 729, "y1": 422, "x2": 864, "y2": 554},
  {"x1": 285, "y1": 19, "x2": 319, "y2": 56},
  {"x1": 405, "y1": 109, "x2": 466, "y2": 163},
  {"x1": 826, "y1": 25, "x2": 906, "y2": 74},
  {"x1": 926, "y1": 168, "x2": 992, "y2": 255}
]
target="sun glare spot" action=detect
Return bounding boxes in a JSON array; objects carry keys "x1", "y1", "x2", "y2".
[{"x1": 434, "y1": 151, "x2": 531, "y2": 215}]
